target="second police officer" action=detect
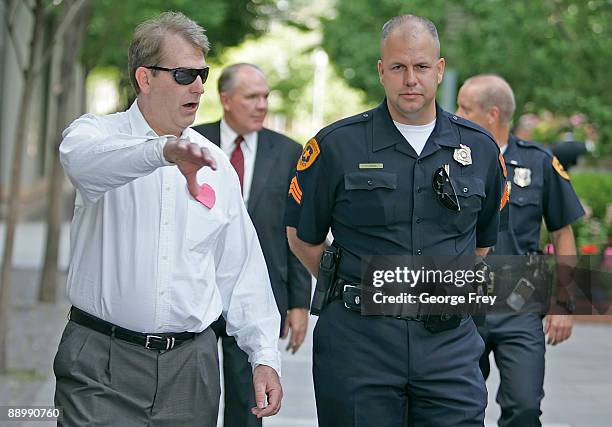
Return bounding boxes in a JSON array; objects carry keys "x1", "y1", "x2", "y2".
[
  {"x1": 286, "y1": 15, "x2": 507, "y2": 427},
  {"x1": 456, "y1": 74, "x2": 584, "y2": 427}
]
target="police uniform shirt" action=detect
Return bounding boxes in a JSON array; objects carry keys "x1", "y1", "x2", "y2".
[
  {"x1": 494, "y1": 134, "x2": 585, "y2": 255},
  {"x1": 287, "y1": 101, "x2": 506, "y2": 283}
]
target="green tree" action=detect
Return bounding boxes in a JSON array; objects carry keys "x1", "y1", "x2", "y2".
[
  {"x1": 82, "y1": 0, "x2": 279, "y2": 102},
  {"x1": 322, "y1": 0, "x2": 612, "y2": 152}
]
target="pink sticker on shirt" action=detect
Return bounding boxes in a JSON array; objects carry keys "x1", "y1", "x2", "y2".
[{"x1": 196, "y1": 183, "x2": 216, "y2": 209}]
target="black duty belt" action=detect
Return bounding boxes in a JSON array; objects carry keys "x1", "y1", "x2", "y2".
[
  {"x1": 331, "y1": 279, "x2": 425, "y2": 319},
  {"x1": 69, "y1": 306, "x2": 197, "y2": 351},
  {"x1": 330, "y1": 279, "x2": 463, "y2": 333}
]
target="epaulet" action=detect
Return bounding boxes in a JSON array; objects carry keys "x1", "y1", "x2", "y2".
[
  {"x1": 315, "y1": 109, "x2": 373, "y2": 143},
  {"x1": 448, "y1": 113, "x2": 497, "y2": 146},
  {"x1": 515, "y1": 138, "x2": 554, "y2": 157}
]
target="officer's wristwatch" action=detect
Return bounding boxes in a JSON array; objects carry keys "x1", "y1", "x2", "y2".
[{"x1": 556, "y1": 298, "x2": 576, "y2": 314}]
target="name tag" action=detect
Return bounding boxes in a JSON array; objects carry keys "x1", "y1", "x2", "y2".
[{"x1": 358, "y1": 163, "x2": 384, "y2": 169}]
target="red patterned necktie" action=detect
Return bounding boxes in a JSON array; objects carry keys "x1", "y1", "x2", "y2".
[{"x1": 230, "y1": 135, "x2": 245, "y2": 194}]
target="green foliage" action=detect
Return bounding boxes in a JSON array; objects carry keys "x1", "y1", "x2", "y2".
[
  {"x1": 194, "y1": 22, "x2": 370, "y2": 143},
  {"x1": 322, "y1": 0, "x2": 612, "y2": 153},
  {"x1": 571, "y1": 172, "x2": 612, "y2": 221},
  {"x1": 82, "y1": 0, "x2": 278, "y2": 97},
  {"x1": 322, "y1": 0, "x2": 449, "y2": 102},
  {"x1": 570, "y1": 172, "x2": 612, "y2": 253}
]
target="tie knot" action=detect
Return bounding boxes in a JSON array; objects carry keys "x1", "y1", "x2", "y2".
[{"x1": 234, "y1": 135, "x2": 244, "y2": 146}]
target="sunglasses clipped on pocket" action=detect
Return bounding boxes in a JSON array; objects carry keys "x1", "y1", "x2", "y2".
[
  {"x1": 432, "y1": 164, "x2": 460, "y2": 211},
  {"x1": 145, "y1": 66, "x2": 210, "y2": 85}
]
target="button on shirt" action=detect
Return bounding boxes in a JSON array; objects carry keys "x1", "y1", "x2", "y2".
[
  {"x1": 59, "y1": 101, "x2": 281, "y2": 373},
  {"x1": 220, "y1": 119, "x2": 257, "y2": 206}
]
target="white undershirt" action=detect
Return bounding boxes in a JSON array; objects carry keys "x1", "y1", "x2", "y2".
[{"x1": 393, "y1": 119, "x2": 436, "y2": 156}]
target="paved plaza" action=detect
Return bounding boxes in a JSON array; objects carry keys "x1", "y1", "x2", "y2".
[{"x1": 1, "y1": 223, "x2": 611, "y2": 427}]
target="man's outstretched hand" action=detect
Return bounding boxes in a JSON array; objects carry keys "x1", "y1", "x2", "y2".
[
  {"x1": 163, "y1": 138, "x2": 217, "y2": 197},
  {"x1": 251, "y1": 365, "x2": 283, "y2": 418}
]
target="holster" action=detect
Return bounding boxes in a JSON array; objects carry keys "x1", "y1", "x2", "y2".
[
  {"x1": 472, "y1": 259, "x2": 493, "y2": 326},
  {"x1": 310, "y1": 245, "x2": 340, "y2": 316}
]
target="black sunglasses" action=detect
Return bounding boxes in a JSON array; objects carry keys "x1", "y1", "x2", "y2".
[
  {"x1": 145, "y1": 66, "x2": 210, "y2": 85},
  {"x1": 432, "y1": 165, "x2": 461, "y2": 211}
]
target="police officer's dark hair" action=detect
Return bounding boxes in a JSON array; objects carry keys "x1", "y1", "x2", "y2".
[
  {"x1": 218, "y1": 63, "x2": 266, "y2": 94},
  {"x1": 128, "y1": 12, "x2": 210, "y2": 95},
  {"x1": 464, "y1": 74, "x2": 516, "y2": 125},
  {"x1": 381, "y1": 15, "x2": 440, "y2": 57}
]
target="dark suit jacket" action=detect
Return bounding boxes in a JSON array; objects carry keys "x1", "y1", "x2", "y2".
[{"x1": 193, "y1": 122, "x2": 311, "y2": 323}]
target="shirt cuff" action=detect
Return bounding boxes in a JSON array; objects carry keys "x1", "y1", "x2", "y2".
[
  {"x1": 153, "y1": 136, "x2": 174, "y2": 167},
  {"x1": 250, "y1": 349, "x2": 282, "y2": 377}
]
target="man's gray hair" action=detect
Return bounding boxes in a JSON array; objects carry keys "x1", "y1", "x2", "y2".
[
  {"x1": 381, "y1": 15, "x2": 440, "y2": 57},
  {"x1": 128, "y1": 11, "x2": 210, "y2": 94},
  {"x1": 218, "y1": 63, "x2": 266, "y2": 94},
  {"x1": 464, "y1": 74, "x2": 516, "y2": 125}
]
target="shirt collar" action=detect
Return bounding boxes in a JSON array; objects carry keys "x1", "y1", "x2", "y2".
[
  {"x1": 502, "y1": 134, "x2": 526, "y2": 167},
  {"x1": 372, "y1": 100, "x2": 459, "y2": 152},
  {"x1": 220, "y1": 118, "x2": 256, "y2": 154}
]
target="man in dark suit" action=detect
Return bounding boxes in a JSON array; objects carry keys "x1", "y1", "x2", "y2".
[{"x1": 193, "y1": 63, "x2": 311, "y2": 427}]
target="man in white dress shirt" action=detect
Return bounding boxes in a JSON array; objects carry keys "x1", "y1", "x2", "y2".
[{"x1": 54, "y1": 12, "x2": 282, "y2": 427}]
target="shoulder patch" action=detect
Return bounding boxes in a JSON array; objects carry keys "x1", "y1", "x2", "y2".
[
  {"x1": 288, "y1": 176, "x2": 302, "y2": 204},
  {"x1": 498, "y1": 152, "x2": 507, "y2": 178},
  {"x1": 297, "y1": 138, "x2": 320, "y2": 171},
  {"x1": 500, "y1": 181, "x2": 511, "y2": 210},
  {"x1": 552, "y1": 156, "x2": 570, "y2": 180}
]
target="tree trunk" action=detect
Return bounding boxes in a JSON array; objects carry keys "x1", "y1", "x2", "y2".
[
  {"x1": 39, "y1": 0, "x2": 91, "y2": 303},
  {"x1": 0, "y1": 0, "x2": 45, "y2": 374}
]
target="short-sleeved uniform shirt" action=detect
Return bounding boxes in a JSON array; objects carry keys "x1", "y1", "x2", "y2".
[
  {"x1": 286, "y1": 101, "x2": 506, "y2": 283},
  {"x1": 494, "y1": 135, "x2": 584, "y2": 256}
]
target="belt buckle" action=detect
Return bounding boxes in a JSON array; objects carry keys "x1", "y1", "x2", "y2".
[
  {"x1": 145, "y1": 334, "x2": 175, "y2": 350},
  {"x1": 343, "y1": 284, "x2": 361, "y2": 309}
]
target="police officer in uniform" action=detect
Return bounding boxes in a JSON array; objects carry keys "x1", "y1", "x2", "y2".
[
  {"x1": 456, "y1": 74, "x2": 584, "y2": 427},
  {"x1": 286, "y1": 16, "x2": 507, "y2": 427}
]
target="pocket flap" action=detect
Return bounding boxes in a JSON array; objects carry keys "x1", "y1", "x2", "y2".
[
  {"x1": 344, "y1": 171, "x2": 397, "y2": 191},
  {"x1": 452, "y1": 176, "x2": 485, "y2": 198},
  {"x1": 510, "y1": 189, "x2": 540, "y2": 206}
]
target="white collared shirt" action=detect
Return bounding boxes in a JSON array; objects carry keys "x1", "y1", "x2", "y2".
[
  {"x1": 219, "y1": 119, "x2": 257, "y2": 206},
  {"x1": 59, "y1": 101, "x2": 281, "y2": 373}
]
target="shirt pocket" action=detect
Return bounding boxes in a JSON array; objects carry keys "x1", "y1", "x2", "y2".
[
  {"x1": 342, "y1": 171, "x2": 398, "y2": 226},
  {"x1": 440, "y1": 176, "x2": 485, "y2": 233},
  {"x1": 185, "y1": 199, "x2": 229, "y2": 253},
  {"x1": 509, "y1": 187, "x2": 542, "y2": 235}
]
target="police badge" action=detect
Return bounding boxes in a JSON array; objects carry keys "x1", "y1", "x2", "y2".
[
  {"x1": 453, "y1": 144, "x2": 472, "y2": 166},
  {"x1": 513, "y1": 167, "x2": 531, "y2": 187}
]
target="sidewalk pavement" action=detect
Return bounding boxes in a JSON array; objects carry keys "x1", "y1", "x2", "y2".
[
  {"x1": 1, "y1": 222, "x2": 611, "y2": 426},
  {"x1": 9, "y1": 317, "x2": 612, "y2": 427}
]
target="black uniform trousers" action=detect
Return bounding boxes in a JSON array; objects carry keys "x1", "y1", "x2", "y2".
[
  {"x1": 313, "y1": 300, "x2": 487, "y2": 427},
  {"x1": 478, "y1": 313, "x2": 545, "y2": 427}
]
